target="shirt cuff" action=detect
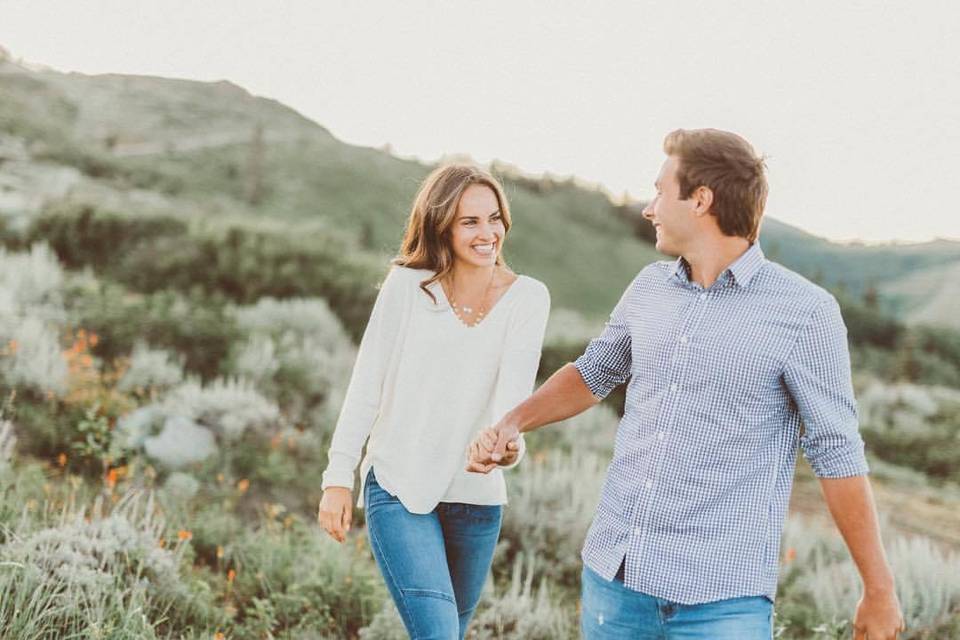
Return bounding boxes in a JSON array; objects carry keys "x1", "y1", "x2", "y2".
[
  {"x1": 321, "y1": 456, "x2": 357, "y2": 491},
  {"x1": 804, "y1": 440, "x2": 870, "y2": 478},
  {"x1": 573, "y1": 355, "x2": 618, "y2": 400}
]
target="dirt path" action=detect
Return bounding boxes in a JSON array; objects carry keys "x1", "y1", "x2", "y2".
[{"x1": 789, "y1": 465, "x2": 960, "y2": 549}]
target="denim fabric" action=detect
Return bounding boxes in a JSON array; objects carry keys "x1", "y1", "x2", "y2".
[
  {"x1": 581, "y1": 564, "x2": 773, "y2": 639},
  {"x1": 364, "y1": 467, "x2": 502, "y2": 639}
]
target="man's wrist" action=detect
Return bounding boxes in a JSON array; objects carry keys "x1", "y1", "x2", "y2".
[{"x1": 863, "y1": 576, "x2": 896, "y2": 597}]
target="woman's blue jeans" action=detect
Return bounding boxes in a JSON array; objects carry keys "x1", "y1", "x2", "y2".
[
  {"x1": 581, "y1": 564, "x2": 774, "y2": 639},
  {"x1": 363, "y1": 467, "x2": 502, "y2": 640}
]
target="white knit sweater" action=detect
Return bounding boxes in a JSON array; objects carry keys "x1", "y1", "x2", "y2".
[{"x1": 321, "y1": 265, "x2": 551, "y2": 514}]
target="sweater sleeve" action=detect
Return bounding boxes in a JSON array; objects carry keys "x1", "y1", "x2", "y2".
[
  {"x1": 491, "y1": 280, "x2": 551, "y2": 470},
  {"x1": 322, "y1": 266, "x2": 409, "y2": 490}
]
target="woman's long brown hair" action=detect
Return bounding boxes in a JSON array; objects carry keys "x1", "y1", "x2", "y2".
[{"x1": 393, "y1": 164, "x2": 512, "y2": 304}]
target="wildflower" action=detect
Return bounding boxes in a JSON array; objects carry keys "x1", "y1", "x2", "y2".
[
  {"x1": 57, "y1": 452, "x2": 68, "y2": 467},
  {"x1": 105, "y1": 468, "x2": 118, "y2": 489},
  {"x1": 214, "y1": 633, "x2": 226, "y2": 640},
  {"x1": 784, "y1": 547, "x2": 797, "y2": 564},
  {"x1": 236, "y1": 479, "x2": 250, "y2": 494},
  {"x1": 216, "y1": 545, "x2": 224, "y2": 559},
  {"x1": 227, "y1": 568, "x2": 236, "y2": 583},
  {"x1": 177, "y1": 530, "x2": 193, "y2": 542}
]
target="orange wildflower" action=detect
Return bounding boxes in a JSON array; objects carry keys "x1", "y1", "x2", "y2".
[
  {"x1": 105, "y1": 468, "x2": 118, "y2": 488},
  {"x1": 784, "y1": 547, "x2": 797, "y2": 564},
  {"x1": 236, "y1": 479, "x2": 250, "y2": 494},
  {"x1": 227, "y1": 568, "x2": 236, "y2": 583},
  {"x1": 177, "y1": 530, "x2": 193, "y2": 541},
  {"x1": 57, "y1": 452, "x2": 68, "y2": 468}
]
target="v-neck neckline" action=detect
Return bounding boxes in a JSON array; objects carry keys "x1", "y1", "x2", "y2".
[{"x1": 436, "y1": 275, "x2": 524, "y2": 329}]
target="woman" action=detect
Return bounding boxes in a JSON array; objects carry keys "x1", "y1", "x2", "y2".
[{"x1": 318, "y1": 164, "x2": 550, "y2": 639}]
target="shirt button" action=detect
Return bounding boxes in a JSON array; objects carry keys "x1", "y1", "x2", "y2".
[
  {"x1": 670, "y1": 383, "x2": 678, "y2": 392},
  {"x1": 679, "y1": 335, "x2": 688, "y2": 344},
  {"x1": 657, "y1": 432, "x2": 665, "y2": 441},
  {"x1": 645, "y1": 479, "x2": 653, "y2": 489},
  {"x1": 634, "y1": 527, "x2": 642, "y2": 536},
  {"x1": 699, "y1": 293, "x2": 707, "y2": 301}
]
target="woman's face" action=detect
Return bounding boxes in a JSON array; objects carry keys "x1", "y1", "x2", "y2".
[{"x1": 449, "y1": 184, "x2": 505, "y2": 270}]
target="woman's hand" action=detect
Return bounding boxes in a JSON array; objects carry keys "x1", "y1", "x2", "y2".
[
  {"x1": 318, "y1": 487, "x2": 353, "y2": 543},
  {"x1": 466, "y1": 427, "x2": 520, "y2": 473}
]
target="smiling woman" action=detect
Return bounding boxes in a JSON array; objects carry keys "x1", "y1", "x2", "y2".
[{"x1": 318, "y1": 163, "x2": 551, "y2": 640}]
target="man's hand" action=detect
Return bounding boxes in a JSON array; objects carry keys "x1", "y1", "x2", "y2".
[
  {"x1": 318, "y1": 486, "x2": 353, "y2": 543},
  {"x1": 465, "y1": 425, "x2": 520, "y2": 474},
  {"x1": 853, "y1": 588, "x2": 905, "y2": 640}
]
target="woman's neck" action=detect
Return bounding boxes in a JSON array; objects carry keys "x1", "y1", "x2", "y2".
[{"x1": 448, "y1": 263, "x2": 497, "y2": 294}]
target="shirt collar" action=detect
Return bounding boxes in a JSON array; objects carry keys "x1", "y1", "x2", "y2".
[{"x1": 670, "y1": 242, "x2": 766, "y2": 289}]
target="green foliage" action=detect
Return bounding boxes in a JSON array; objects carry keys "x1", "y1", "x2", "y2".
[
  {"x1": 30, "y1": 202, "x2": 384, "y2": 342},
  {"x1": 65, "y1": 277, "x2": 240, "y2": 382}
]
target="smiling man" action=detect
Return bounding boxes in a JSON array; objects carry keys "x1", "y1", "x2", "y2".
[{"x1": 467, "y1": 129, "x2": 905, "y2": 639}]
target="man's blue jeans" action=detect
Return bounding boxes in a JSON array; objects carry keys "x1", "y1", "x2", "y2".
[
  {"x1": 363, "y1": 468, "x2": 502, "y2": 640},
  {"x1": 581, "y1": 564, "x2": 774, "y2": 639}
]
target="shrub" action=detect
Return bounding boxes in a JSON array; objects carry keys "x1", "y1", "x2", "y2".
[
  {"x1": 470, "y1": 553, "x2": 575, "y2": 640},
  {"x1": 499, "y1": 447, "x2": 608, "y2": 588},
  {"x1": 0, "y1": 491, "x2": 220, "y2": 637},
  {"x1": 226, "y1": 297, "x2": 355, "y2": 429},
  {"x1": 116, "y1": 341, "x2": 185, "y2": 395}
]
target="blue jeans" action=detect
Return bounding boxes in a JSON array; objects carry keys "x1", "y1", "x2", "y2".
[
  {"x1": 581, "y1": 564, "x2": 773, "y2": 639},
  {"x1": 363, "y1": 467, "x2": 502, "y2": 640}
]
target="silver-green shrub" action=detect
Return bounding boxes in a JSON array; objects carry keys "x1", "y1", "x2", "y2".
[
  {"x1": 500, "y1": 447, "x2": 608, "y2": 586},
  {"x1": 470, "y1": 553, "x2": 576, "y2": 639},
  {"x1": 227, "y1": 297, "x2": 355, "y2": 430},
  {"x1": 0, "y1": 244, "x2": 69, "y2": 395},
  {"x1": 0, "y1": 492, "x2": 209, "y2": 637},
  {"x1": 783, "y1": 515, "x2": 960, "y2": 637},
  {"x1": 160, "y1": 376, "x2": 281, "y2": 442},
  {"x1": 117, "y1": 341, "x2": 185, "y2": 393}
]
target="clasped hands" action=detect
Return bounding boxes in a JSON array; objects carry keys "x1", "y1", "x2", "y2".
[{"x1": 465, "y1": 421, "x2": 521, "y2": 473}]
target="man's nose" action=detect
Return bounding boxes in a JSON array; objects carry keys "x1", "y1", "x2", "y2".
[{"x1": 642, "y1": 204, "x2": 654, "y2": 220}]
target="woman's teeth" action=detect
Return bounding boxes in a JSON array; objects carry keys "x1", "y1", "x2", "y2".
[{"x1": 472, "y1": 243, "x2": 495, "y2": 255}]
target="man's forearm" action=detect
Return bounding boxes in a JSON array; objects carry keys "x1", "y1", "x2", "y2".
[
  {"x1": 819, "y1": 475, "x2": 895, "y2": 592},
  {"x1": 506, "y1": 363, "x2": 600, "y2": 434}
]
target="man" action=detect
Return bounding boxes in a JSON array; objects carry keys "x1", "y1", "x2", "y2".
[{"x1": 467, "y1": 129, "x2": 904, "y2": 639}]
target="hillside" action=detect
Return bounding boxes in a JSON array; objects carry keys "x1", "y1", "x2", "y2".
[
  {"x1": 2, "y1": 52, "x2": 958, "y2": 327},
  {"x1": 0, "y1": 55, "x2": 660, "y2": 319}
]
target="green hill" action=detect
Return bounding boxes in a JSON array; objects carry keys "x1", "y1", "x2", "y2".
[
  {"x1": 2, "y1": 52, "x2": 958, "y2": 327},
  {"x1": 0, "y1": 57, "x2": 663, "y2": 319}
]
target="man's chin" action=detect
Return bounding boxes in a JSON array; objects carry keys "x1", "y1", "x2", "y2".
[{"x1": 655, "y1": 240, "x2": 679, "y2": 257}]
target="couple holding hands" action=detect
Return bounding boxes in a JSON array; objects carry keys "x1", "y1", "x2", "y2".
[{"x1": 318, "y1": 129, "x2": 905, "y2": 639}]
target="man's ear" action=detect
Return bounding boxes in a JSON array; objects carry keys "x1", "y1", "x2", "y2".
[{"x1": 692, "y1": 185, "x2": 714, "y2": 217}]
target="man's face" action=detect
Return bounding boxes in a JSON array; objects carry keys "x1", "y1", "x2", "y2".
[{"x1": 642, "y1": 156, "x2": 697, "y2": 256}]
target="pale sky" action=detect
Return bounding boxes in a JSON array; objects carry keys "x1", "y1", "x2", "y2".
[{"x1": 2, "y1": 0, "x2": 958, "y2": 244}]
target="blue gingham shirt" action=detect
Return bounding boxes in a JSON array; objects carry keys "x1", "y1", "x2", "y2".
[{"x1": 574, "y1": 243, "x2": 868, "y2": 605}]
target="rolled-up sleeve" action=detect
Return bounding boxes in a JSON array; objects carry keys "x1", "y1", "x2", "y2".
[
  {"x1": 783, "y1": 296, "x2": 869, "y2": 478},
  {"x1": 491, "y1": 281, "x2": 551, "y2": 469},
  {"x1": 573, "y1": 278, "x2": 634, "y2": 400}
]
